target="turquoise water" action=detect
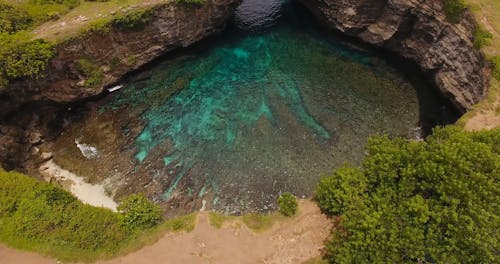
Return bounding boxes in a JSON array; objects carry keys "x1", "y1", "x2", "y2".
[{"x1": 99, "y1": 1, "x2": 452, "y2": 213}]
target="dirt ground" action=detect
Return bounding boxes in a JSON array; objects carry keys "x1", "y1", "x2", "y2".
[{"x1": 0, "y1": 200, "x2": 333, "y2": 264}]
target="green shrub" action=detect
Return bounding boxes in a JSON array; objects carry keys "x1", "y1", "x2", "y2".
[
  {"x1": 0, "y1": 3, "x2": 33, "y2": 33},
  {"x1": 86, "y1": 18, "x2": 111, "y2": 34},
  {"x1": 112, "y1": 8, "x2": 154, "y2": 30},
  {"x1": 443, "y1": 0, "x2": 467, "y2": 24},
  {"x1": 473, "y1": 26, "x2": 493, "y2": 49},
  {"x1": 277, "y1": 192, "x2": 298, "y2": 217},
  {"x1": 77, "y1": 58, "x2": 103, "y2": 87},
  {"x1": 0, "y1": 32, "x2": 54, "y2": 89},
  {"x1": 317, "y1": 126, "x2": 499, "y2": 263},
  {"x1": 118, "y1": 194, "x2": 162, "y2": 231},
  {"x1": 315, "y1": 167, "x2": 366, "y2": 215}
]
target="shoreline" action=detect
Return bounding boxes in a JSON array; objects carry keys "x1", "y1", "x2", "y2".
[{"x1": 39, "y1": 160, "x2": 118, "y2": 211}]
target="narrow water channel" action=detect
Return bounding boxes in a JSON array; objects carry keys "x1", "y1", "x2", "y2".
[{"x1": 47, "y1": 0, "x2": 458, "y2": 215}]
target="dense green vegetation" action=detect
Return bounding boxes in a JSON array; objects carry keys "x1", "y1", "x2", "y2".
[
  {"x1": 316, "y1": 126, "x2": 499, "y2": 263},
  {"x1": 0, "y1": 32, "x2": 54, "y2": 89},
  {"x1": 277, "y1": 192, "x2": 298, "y2": 217},
  {"x1": 0, "y1": 168, "x2": 171, "y2": 261},
  {"x1": 118, "y1": 194, "x2": 162, "y2": 231},
  {"x1": 443, "y1": 0, "x2": 467, "y2": 24},
  {"x1": 0, "y1": 3, "x2": 32, "y2": 33}
]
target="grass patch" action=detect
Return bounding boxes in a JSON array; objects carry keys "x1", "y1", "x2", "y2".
[
  {"x1": 77, "y1": 58, "x2": 103, "y2": 87},
  {"x1": 5, "y1": 0, "x2": 80, "y2": 26},
  {"x1": 242, "y1": 213, "x2": 282, "y2": 232},
  {"x1": 162, "y1": 213, "x2": 196, "y2": 232},
  {"x1": 208, "y1": 212, "x2": 235, "y2": 229}
]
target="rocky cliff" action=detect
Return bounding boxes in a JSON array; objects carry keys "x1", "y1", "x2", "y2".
[
  {"x1": 0, "y1": 0, "x2": 240, "y2": 170},
  {"x1": 3, "y1": 0, "x2": 240, "y2": 108},
  {"x1": 298, "y1": 0, "x2": 489, "y2": 112}
]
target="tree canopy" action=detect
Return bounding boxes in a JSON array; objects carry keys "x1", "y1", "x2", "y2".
[{"x1": 316, "y1": 126, "x2": 499, "y2": 263}]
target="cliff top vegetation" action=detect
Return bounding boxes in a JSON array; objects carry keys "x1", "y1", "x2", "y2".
[
  {"x1": 28, "y1": 0, "x2": 169, "y2": 41},
  {"x1": 316, "y1": 126, "x2": 499, "y2": 263},
  {"x1": 0, "y1": 0, "x2": 172, "y2": 90}
]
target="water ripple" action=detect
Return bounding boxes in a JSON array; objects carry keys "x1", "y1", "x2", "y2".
[{"x1": 234, "y1": 0, "x2": 284, "y2": 32}]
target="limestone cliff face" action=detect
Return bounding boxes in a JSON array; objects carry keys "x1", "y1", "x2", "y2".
[
  {"x1": 298, "y1": 0, "x2": 489, "y2": 112},
  {"x1": 0, "y1": 0, "x2": 240, "y2": 170},
  {"x1": 2, "y1": 0, "x2": 240, "y2": 109}
]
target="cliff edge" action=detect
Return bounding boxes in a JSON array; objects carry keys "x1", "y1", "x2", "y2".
[{"x1": 298, "y1": 0, "x2": 490, "y2": 112}]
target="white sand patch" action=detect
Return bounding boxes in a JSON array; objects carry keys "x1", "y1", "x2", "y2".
[{"x1": 39, "y1": 160, "x2": 117, "y2": 211}]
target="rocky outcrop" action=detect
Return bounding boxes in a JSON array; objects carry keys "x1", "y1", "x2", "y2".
[
  {"x1": 298, "y1": 0, "x2": 489, "y2": 112},
  {"x1": 0, "y1": 0, "x2": 240, "y2": 170}
]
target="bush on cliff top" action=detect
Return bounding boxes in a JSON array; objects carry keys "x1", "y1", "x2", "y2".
[
  {"x1": 0, "y1": 2, "x2": 33, "y2": 33},
  {"x1": 316, "y1": 126, "x2": 499, "y2": 263},
  {"x1": 0, "y1": 32, "x2": 54, "y2": 90}
]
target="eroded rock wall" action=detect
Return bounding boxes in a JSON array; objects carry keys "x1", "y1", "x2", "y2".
[
  {"x1": 298, "y1": 0, "x2": 489, "y2": 112},
  {"x1": 0, "y1": 0, "x2": 240, "y2": 170},
  {"x1": 2, "y1": 0, "x2": 240, "y2": 110}
]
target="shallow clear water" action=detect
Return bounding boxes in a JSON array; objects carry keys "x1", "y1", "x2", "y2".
[{"x1": 56, "y1": 0, "x2": 455, "y2": 214}]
